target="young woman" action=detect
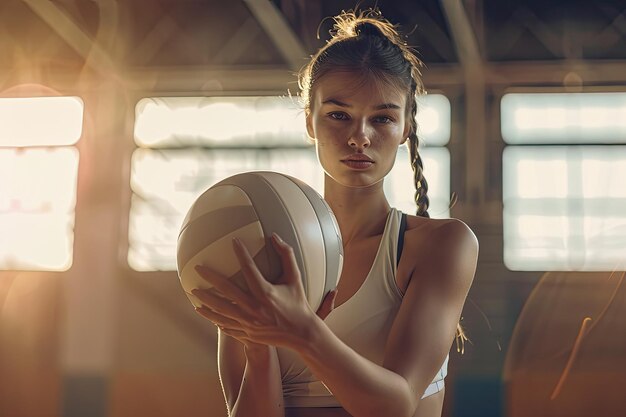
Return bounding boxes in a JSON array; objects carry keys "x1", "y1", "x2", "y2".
[{"x1": 192, "y1": 10, "x2": 478, "y2": 417}]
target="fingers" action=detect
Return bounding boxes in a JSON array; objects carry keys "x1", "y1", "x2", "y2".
[
  {"x1": 271, "y1": 233, "x2": 301, "y2": 284},
  {"x1": 315, "y1": 289, "x2": 338, "y2": 320},
  {"x1": 194, "y1": 264, "x2": 254, "y2": 308},
  {"x1": 196, "y1": 307, "x2": 267, "y2": 347},
  {"x1": 210, "y1": 315, "x2": 252, "y2": 342},
  {"x1": 232, "y1": 237, "x2": 272, "y2": 299},
  {"x1": 219, "y1": 327, "x2": 250, "y2": 341},
  {"x1": 195, "y1": 305, "x2": 242, "y2": 329},
  {"x1": 191, "y1": 288, "x2": 258, "y2": 323},
  {"x1": 195, "y1": 305, "x2": 264, "y2": 338}
]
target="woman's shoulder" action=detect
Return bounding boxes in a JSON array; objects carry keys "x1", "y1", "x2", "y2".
[
  {"x1": 404, "y1": 213, "x2": 475, "y2": 240},
  {"x1": 403, "y1": 213, "x2": 478, "y2": 270}
]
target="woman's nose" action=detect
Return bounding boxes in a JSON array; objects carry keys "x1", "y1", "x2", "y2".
[{"x1": 347, "y1": 121, "x2": 371, "y2": 149}]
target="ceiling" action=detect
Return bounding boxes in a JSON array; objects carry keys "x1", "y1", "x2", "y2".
[{"x1": 1, "y1": 0, "x2": 626, "y2": 90}]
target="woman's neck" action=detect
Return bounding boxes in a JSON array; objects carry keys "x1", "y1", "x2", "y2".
[{"x1": 323, "y1": 176, "x2": 391, "y2": 246}]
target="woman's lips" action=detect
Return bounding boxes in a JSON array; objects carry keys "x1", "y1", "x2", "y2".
[
  {"x1": 343, "y1": 160, "x2": 373, "y2": 169},
  {"x1": 341, "y1": 154, "x2": 374, "y2": 169}
]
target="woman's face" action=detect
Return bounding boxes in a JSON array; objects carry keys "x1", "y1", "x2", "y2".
[{"x1": 306, "y1": 71, "x2": 410, "y2": 189}]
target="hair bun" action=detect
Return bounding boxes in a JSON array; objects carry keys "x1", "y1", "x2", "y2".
[{"x1": 353, "y1": 21, "x2": 385, "y2": 39}]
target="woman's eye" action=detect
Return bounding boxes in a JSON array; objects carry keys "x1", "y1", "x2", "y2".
[
  {"x1": 328, "y1": 112, "x2": 348, "y2": 120},
  {"x1": 374, "y1": 116, "x2": 393, "y2": 124}
]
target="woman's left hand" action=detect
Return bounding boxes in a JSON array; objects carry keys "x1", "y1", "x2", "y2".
[{"x1": 192, "y1": 233, "x2": 321, "y2": 349}]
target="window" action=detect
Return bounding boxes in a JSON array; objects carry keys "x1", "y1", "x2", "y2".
[
  {"x1": 0, "y1": 95, "x2": 83, "y2": 271},
  {"x1": 501, "y1": 92, "x2": 626, "y2": 271},
  {"x1": 129, "y1": 94, "x2": 451, "y2": 271},
  {"x1": 501, "y1": 92, "x2": 626, "y2": 145}
]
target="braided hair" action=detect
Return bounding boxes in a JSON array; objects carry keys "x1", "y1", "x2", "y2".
[{"x1": 299, "y1": 8, "x2": 468, "y2": 350}]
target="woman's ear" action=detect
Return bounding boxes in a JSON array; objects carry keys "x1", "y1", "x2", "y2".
[
  {"x1": 401, "y1": 120, "x2": 410, "y2": 144},
  {"x1": 306, "y1": 110, "x2": 315, "y2": 140}
]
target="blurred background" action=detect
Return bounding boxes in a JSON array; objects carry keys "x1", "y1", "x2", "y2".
[{"x1": 1, "y1": 0, "x2": 625, "y2": 416}]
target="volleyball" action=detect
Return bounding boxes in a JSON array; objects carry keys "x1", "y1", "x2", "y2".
[{"x1": 176, "y1": 171, "x2": 343, "y2": 312}]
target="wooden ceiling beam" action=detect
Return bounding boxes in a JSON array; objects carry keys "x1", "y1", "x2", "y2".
[
  {"x1": 21, "y1": 0, "x2": 118, "y2": 76},
  {"x1": 440, "y1": 0, "x2": 487, "y2": 210},
  {"x1": 242, "y1": 0, "x2": 307, "y2": 71},
  {"x1": 440, "y1": 0, "x2": 483, "y2": 69}
]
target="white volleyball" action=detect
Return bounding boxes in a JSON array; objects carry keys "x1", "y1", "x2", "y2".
[{"x1": 177, "y1": 171, "x2": 343, "y2": 312}]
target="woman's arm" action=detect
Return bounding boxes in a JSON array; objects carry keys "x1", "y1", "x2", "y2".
[
  {"x1": 217, "y1": 330, "x2": 285, "y2": 417},
  {"x1": 195, "y1": 226, "x2": 477, "y2": 417},
  {"x1": 298, "y1": 316, "x2": 417, "y2": 417},
  {"x1": 209, "y1": 256, "x2": 337, "y2": 416},
  {"x1": 295, "y1": 219, "x2": 478, "y2": 417}
]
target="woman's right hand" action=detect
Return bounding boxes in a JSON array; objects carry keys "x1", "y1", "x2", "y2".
[
  {"x1": 223, "y1": 289, "x2": 338, "y2": 347},
  {"x1": 213, "y1": 288, "x2": 337, "y2": 352}
]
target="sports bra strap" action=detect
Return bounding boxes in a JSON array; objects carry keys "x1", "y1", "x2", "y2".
[{"x1": 396, "y1": 212, "x2": 407, "y2": 266}]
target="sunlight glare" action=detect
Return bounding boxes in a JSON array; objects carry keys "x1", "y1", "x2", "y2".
[
  {"x1": 0, "y1": 96, "x2": 83, "y2": 147},
  {"x1": 0, "y1": 148, "x2": 79, "y2": 270}
]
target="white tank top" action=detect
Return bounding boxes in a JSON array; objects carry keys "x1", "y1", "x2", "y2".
[{"x1": 277, "y1": 208, "x2": 448, "y2": 408}]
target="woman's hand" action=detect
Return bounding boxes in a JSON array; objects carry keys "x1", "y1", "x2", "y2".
[{"x1": 192, "y1": 233, "x2": 337, "y2": 349}]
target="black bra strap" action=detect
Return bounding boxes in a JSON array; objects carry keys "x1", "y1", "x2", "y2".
[{"x1": 397, "y1": 212, "x2": 407, "y2": 266}]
